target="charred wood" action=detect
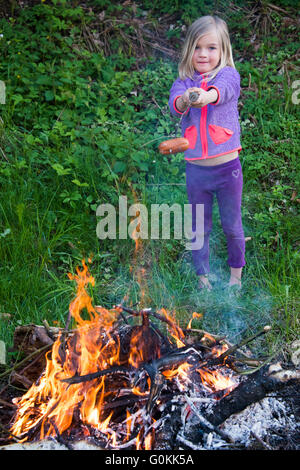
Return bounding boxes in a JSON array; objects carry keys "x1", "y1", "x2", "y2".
[{"x1": 202, "y1": 362, "x2": 300, "y2": 427}]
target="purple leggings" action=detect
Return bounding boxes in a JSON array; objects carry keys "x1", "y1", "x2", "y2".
[{"x1": 186, "y1": 157, "x2": 245, "y2": 275}]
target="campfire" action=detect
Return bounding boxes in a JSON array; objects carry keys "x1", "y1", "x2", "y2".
[{"x1": 4, "y1": 260, "x2": 300, "y2": 450}]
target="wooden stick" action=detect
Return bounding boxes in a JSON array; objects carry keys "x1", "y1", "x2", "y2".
[
  {"x1": 183, "y1": 394, "x2": 235, "y2": 443},
  {"x1": 250, "y1": 428, "x2": 274, "y2": 450},
  {"x1": 118, "y1": 305, "x2": 185, "y2": 341},
  {"x1": 0, "y1": 343, "x2": 52, "y2": 380},
  {"x1": 0, "y1": 397, "x2": 16, "y2": 409},
  {"x1": 49, "y1": 419, "x2": 74, "y2": 450},
  {"x1": 0, "y1": 422, "x2": 22, "y2": 442},
  {"x1": 215, "y1": 326, "x2": 272, "y2": 364}
]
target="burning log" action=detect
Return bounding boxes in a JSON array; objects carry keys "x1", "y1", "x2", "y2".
[{"x1": 202, "y1": 362, "x2": 300, "y2": 428}]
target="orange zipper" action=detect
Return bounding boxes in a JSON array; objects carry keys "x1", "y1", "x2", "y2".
[{"x1": 200, "y1": 77, "x2": 208, "y2": 158}]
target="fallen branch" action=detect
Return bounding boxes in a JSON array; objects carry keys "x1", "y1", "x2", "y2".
[
  {"x1": 61, "y1": 364, "x2": 130, "y2": 385},
  {"x1": 0, "y1": 343, "x2": 52, "y2": 381}
]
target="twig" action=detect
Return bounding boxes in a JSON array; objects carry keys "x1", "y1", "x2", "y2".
[
  {"x1": 0, "y1": 422, "x2": 22, "y2": 442},
  {"x1": 215, "y1": 326, "x2": 272, "y2": 364},
  {"x1": 42, "y1": 320, "x2": 55, "y2": 342},
  {"x1": 182, "y1": 328, "x2": 225, "y2": 342},
  {"x1": 118, "y1": 305, "x2": 185, "y2": 341},
  {"x1": 110, "y1": 437, "x2": 137, "y2": 449},
  {"x1": 0, "y1": 343, "x2": 52, "y2": 380},
  {"x1": 176, "y1": 433, "x2": 204, "y2": 450},
  {"x1": 0, "y1": 146, "x2": 9, "y2": 162},
  {"x1": 0, "y1": 397, "x2": 16, "y2": 408},
  {"x1": 250, "y1": 428, "x2": 274, "y2": 450},
  {"x1": 146, "y1": 183, "x2": 186, "y2": 186},
  {"x1": 102, "y1": 395, "x2": 148, "y2": 410},
  {"x1": 61, "y1": 365, "x2": 130, "y2": 385},
  {"x1": 183, "y1": 394, "x2": 235, "y2": 443},
  {"x1": 140, "y1": 136, "x2": 170, "y2": 148},
  {"x1": 235, "y1": 353, "x2": 278, "y2": 375},
  {"x1": 49, "y1": 419, "x2": 74, "y2": 450},
  {"x1": 267, "y1": 2, "x2": 296, "y2": 18}
]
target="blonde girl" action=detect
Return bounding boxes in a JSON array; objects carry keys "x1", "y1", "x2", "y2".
[{"x1": 169, "y1": 15, "x2": 245, "y2": 291}]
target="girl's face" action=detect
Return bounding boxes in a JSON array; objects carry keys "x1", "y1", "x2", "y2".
[{"x1": 192, "y1": 31, "x2": 221, "y2": 74}]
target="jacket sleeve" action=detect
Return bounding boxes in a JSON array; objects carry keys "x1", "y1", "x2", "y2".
[
  {"x1": 207, "y1": 67, "x2": 240, "y2": 106},
  {"x1": 168, "y1": 78, "x2": 190, "y2": 116}
]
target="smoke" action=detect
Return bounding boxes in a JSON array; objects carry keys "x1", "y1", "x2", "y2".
[{"x1": 186, "y1": 238, "x2": 275, "y2": 343}]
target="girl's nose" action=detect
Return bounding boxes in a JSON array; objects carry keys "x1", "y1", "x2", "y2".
[{"x1": 198, "y1": 49, "x2": 207, "y2": 57}]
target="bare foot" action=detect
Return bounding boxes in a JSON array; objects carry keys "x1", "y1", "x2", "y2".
[
  {"x1": 229, "y1": 267, "x2": 242, "y2": 288},
  {"x1": 198, "y1": 275, "x2": 212, "y2": 291}
]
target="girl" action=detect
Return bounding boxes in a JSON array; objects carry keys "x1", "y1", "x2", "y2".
[{"x1": 168, "y1": 15, "x2": 245, "y2": 291}]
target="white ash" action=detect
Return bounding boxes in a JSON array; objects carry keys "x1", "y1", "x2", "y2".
[
  {"x1": 0, "y1": 439, "x2": 104, "y2": 451},
  {"x1": 180, "y1": 391, "x2": 299, "y2": 450},
  {"x1": 221, "y1": 396, "x2": 297, "y2": 446}
]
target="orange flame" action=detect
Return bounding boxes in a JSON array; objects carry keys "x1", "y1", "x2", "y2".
[
  {"x1": 10, "y1": 260, "x2": 237, "y2": 449},
  {"x1": 10, "y1": 260, "x2": 120, "y2": 442},
  {"x1": 158, "y1": 308, "x2": 185, "y2": 347},
  {"x1": 186, "y1": 312, "x2": 202, "y2": 329},
  {"x1": 197, "y1": 367, "x2": 236, "y2": 394}
]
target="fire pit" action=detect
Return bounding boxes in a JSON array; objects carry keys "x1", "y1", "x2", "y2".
[{"x1": 1, "y1": 261, "x2": 299, "y2": 451}]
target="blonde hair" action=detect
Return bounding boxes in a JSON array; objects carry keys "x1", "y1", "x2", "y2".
[{"x1": 179, "y1": 16, "x2": 235, "y2": 81}]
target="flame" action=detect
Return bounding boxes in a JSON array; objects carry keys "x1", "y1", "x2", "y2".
[
  {"x1": 162, "y1": 362, "x2": 191, "y2": 380},
  {"x1": 10, "y1": 259, "x2": 238, "y2": 450},
  {"x1": 128, "y1": 327, "x2": 146, "y2": 368},
  {"x1": 186, "y1": 312, "x2": 202, "y2": 329},
  {"x1": 136, "y1": 430, "x2": 142, "y2": 450},
  {"x1": 125, "y1": 409, "x2": 132, "y2": 441},
  {"x1": 10, "y1": 260, "x2": 121, "y2": 443},
  {"x1": 158, "y1": 308, "x2": 185, "y2": 347},
  {"x1": 211, "y1": 343, "x2": 228, "y2": 358},
  {"x1": 197, "y1": 367, "x2": 236, "y2": 394},
  {"x1": 144, "y1": 430, "x2": 153, "y2": 450},
  {"x1": 197, "y1": 342, "x2": 236, "y2": 394}
]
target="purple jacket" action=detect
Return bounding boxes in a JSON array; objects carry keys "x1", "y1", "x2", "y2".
[{"x1": 168, "y1": 66, "x2": 242, "y2": 160}]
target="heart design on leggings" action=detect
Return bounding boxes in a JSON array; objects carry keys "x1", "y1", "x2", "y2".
[{"x1": 232, "y1": 169, "x2": 240, "y2": 178}]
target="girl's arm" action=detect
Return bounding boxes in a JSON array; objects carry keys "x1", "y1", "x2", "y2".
[
  {"x1": 182, "y1": 88, "x2": 218, "y2": 109},
  {"x1": 207, "y1": 67, "x2": 240, "y2": 105},
  {"x1": 169, "y1": 81, "x2": 219, "y2": 114},
  {"x1": 176, "y1": 88, "x2": 218, "y2": 111}
]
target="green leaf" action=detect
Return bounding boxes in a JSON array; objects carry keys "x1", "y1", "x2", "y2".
[
  {"x1": 51, "y1": 163, "x2": 72, "y2": 176},
  {"x1": 72, "y1": 179, "x2": 89, "y2": 187}
]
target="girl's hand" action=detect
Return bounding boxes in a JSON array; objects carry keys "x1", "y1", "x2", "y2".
[
  {"x1": 186, "y1": 87, "x2": 218, "y2": 108},
  {"x1": 176, "y1": 87, "x2": 218, "y2": 112}
]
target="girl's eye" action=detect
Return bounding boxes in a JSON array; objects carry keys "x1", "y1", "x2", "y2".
[{"x1": 195, "y1": 46, "x2": 217, "y2": 51}]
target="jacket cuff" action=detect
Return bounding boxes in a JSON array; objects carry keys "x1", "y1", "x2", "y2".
[
  {"x1": 173, "y1": 95, "x2": 185, "y2": 114},
  {"x1": 173, "y1": 95, "x2": 191, "y2": 115},
  {"x1": 207, "y1": 86, "x2": 220, "y2": 105}
]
